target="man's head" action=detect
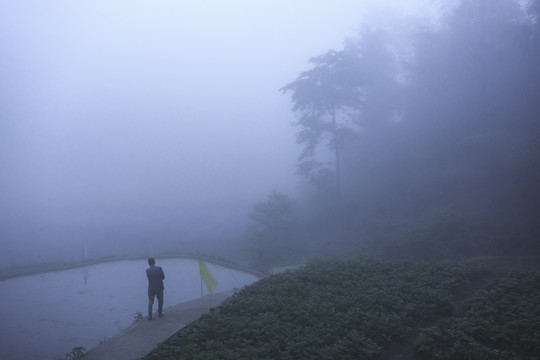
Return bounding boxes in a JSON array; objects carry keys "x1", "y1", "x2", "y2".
[{"x1": 148, "y1": 257, "x2": 156, "y2": 266}]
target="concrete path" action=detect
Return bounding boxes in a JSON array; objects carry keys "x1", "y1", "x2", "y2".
[{"x1": 83, "y1": 291, "x2": 234, "y2": 360}]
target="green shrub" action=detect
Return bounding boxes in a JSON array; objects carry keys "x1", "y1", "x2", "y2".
[
  {"x1": 144, "y1": 259, "x2": 489, "y2": 360},
  {"x1": 415, "y1": 270, "x2": 540, "y2": 359}
]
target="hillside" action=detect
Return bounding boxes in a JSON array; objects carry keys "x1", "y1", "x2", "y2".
[{"x1": 143, "y1": 259, "x2": 540, "y2": 359}]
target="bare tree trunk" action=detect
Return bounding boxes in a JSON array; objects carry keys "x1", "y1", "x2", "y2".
[{"x1": 331, "y1": 106, "x2": 341, "y2": 206}]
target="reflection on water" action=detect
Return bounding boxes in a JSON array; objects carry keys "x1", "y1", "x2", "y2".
[{"x1": 0, "y1": 258, "x2": 260, "y2": 360}]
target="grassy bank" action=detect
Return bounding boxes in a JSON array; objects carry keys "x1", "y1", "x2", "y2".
[{"x1": 142, "y1": 258, "x2": 540, "y2": 359}]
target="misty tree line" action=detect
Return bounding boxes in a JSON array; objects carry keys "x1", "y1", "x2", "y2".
[{"x1": 247, "y1": 0, "x2": 540, "y2": 266}]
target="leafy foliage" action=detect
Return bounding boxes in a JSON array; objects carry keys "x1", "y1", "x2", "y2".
[
  {"x1": 143, "y1": 259, "x2": 490, "y2": 360},
  {"x1": 280, "y1": 0, "x2": 540, "y2": 261},
  {"x1": 415, "y1": 270, "x2": 540, "y2": 359},
  {"x1": 281, "y1": 49, "x2": 365, "y2": 195},
  {"x1": 58, "y1": 346, "x2": 85, "y2": 360},
  {"x1": 133, "y1": 311, "x2": 143, "y2": 323},
  {"x1": 246, "y1": 191, "x2": 298, "y2": 265}
]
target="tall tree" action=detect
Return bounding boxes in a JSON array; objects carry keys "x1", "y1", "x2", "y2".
[
  {"x1": 246, "y1": 191, "x2": 297, "y2": 264},
  {"x1": 281, "y1": 49, "x2": 363, "y2": 203}
]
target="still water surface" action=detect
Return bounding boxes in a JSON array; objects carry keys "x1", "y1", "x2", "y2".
[{"x1": 0, "y1": 258, "x2": 260, "y2": 360}]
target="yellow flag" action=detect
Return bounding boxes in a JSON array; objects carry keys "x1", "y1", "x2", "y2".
[{"x1": 199, "y1": 258, "x2": 218, "y2": 294}]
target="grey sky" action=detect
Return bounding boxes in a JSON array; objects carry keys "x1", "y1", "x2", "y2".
[{"x1": 0, "y1": 0, "x2": 435, "y2": 257}]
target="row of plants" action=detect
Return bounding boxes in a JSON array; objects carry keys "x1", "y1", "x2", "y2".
[
  {"x1": 415, "y1": 270, "x2": 540, "y2": 359},
  {"x1": 144, "y1": 258, "x2": 495, "y2": 359}
]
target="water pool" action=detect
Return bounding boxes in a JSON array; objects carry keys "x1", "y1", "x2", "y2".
[{"x1": 0, "y1": 258, "x2": 260, "y2": 360}]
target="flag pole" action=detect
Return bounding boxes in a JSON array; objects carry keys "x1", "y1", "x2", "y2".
[
  {"x1": 199, "y1": 257, "x2": 218, "y2": 296},
  {"x1": 199, "y1": 257, "x2": 203, "y2": 298}
]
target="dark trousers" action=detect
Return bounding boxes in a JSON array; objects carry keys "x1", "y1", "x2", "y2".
[{"x1": 148, "y1": 290, "x2": 164, "y2": 318}]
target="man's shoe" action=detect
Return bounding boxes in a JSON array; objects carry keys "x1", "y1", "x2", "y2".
[
  {"x1": 148, "y1": 317, "x2": 153, "y2": 320},
  {"x1": 158, "y1": 313, "x2": 164, "y2": 317}
]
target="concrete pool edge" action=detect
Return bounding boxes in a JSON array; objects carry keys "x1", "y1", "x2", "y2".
[{"x1": 0, "y1": 254, "x2": 267, "y2": 281}]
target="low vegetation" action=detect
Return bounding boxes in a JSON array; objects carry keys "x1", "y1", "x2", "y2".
[
  {"x1": 143, "y1": 259, "x2": 540, "y2": 359},
  {"x1": 58, "y1": 346, "x2": 85, "y2": 360},
  {"x1": 415, "y1": 270, "x2": 540, "y2": 359}
]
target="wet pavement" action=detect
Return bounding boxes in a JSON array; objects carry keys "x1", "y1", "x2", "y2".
[{"x1": 82, "y1": 291, "x2": 234, "y2": 360}]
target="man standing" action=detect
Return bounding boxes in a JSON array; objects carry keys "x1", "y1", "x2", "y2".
[{"x1": 146, "y1": 257, "x2": 165, "y2": 320}]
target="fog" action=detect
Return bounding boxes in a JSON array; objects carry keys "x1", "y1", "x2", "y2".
[
  {"x1": 0, "y1": 0, "x2": 437, "y2": 267},
  {"x1": 3, "y1": 0, "x2": 539, "y2": 272},
  {"x1": 3, "y1": 2, "x2": 540, "y2": 359}
]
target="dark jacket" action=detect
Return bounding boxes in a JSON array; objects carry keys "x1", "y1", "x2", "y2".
[{"x1": 146, "y1": 265, "x2": 165, "y2": 293}]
